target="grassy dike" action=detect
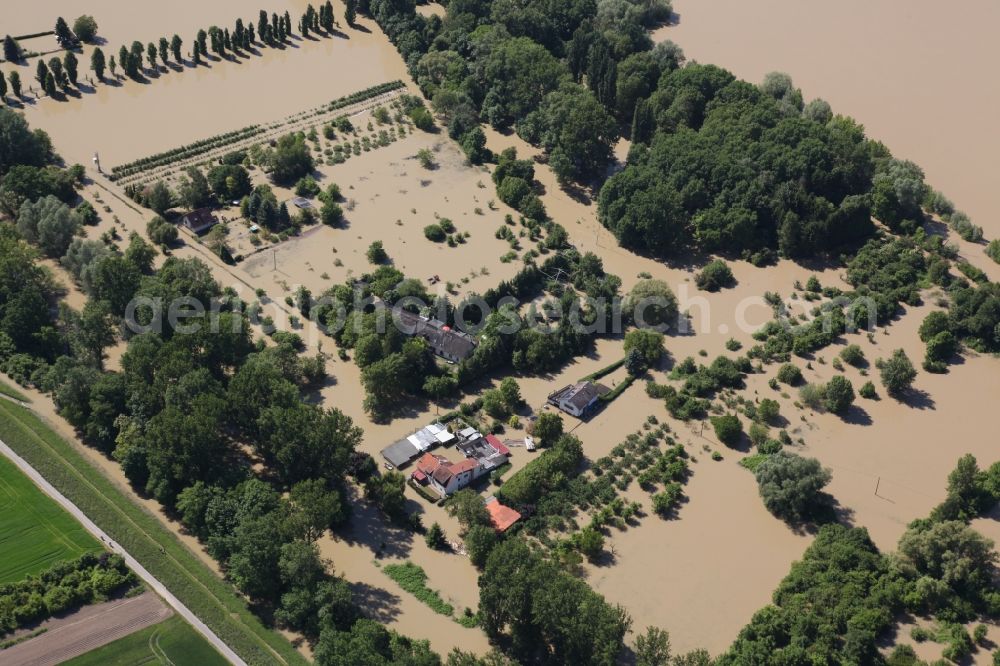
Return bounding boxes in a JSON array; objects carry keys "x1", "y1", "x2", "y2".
[{"x1": 0, "y1": 395, "x2": 307, "y2": 666}]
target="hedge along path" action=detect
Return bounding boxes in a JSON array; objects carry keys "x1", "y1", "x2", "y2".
[
  {"x1": 0, "y1": 397, "x2": 307, "y2": 666},
  {"x1": 110, "y1": 81, "x2": 407, "y2": 189}
]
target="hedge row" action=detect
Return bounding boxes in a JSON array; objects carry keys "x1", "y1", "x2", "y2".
[
  {"x1": 324, "y1": 80, "x2": 405, "y2": 112},
  {"x1": 0, "y1": 398, "x2": 306, "y2": 666},
  {"x1": 109, "y1": 125, "x2": 265, "y2": 180},
  {"x1": 580, "y1": 358, "x2": 625, "y2": 383},
  {"x1": 109, "y1": 80, "x2": 406, "y2": 182}
]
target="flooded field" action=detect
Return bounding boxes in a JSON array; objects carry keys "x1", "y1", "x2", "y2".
[
  {"x1": 660, "y1": 0, "x2": 1000, "y2": 238},
  {"x1": 8, "y1": 0, "x2": 1000, "y2": 660},
  {"x1": 13, "y1": 1, "x2": 409, "y2": 167}
]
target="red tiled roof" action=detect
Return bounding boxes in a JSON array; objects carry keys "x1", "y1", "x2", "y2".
[
  {"x1": 450, "y1": 459, "x2": 477, "y2": 475},
  {"x1": 411, "y1": 469, "x2": 427, "y2": 482},
  {"x1": 485, "y1": 435, "x2": 510, "y2": 456},
  {"x1": 416, "y1": 453, "x2": 443, "y2": 474},
  {"x1": 485, "y1": 499, "x2": 521, "y2": 532}
]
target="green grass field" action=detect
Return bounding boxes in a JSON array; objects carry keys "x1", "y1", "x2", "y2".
[
  {"x1": 0, "y1": 380, "x2": 29, "y2": 402},
  {"x1": 0, "y1": 454, "x2": 100, "y2": 583},
  {"x1": 61, "y1": 615, "x2": 228, "y2": 666},
  {"x1": 0, "y1": 392, "x2": 306, "y2": 665}
]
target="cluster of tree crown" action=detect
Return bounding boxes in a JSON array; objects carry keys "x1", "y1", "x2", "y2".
[
  {"x1": 2, "y1": 4, "x2": 366, "y2": 103},
  {"x1": 722, "y1": 455, "x2": 1000, "y2": 664},
  {"x1": 0, "y1": 553, "x2": 137, "y2": 633}
]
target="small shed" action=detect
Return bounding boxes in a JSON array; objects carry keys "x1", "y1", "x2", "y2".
[{"x1": 381, "y1": 438, "x2": 419, "y2": 468}]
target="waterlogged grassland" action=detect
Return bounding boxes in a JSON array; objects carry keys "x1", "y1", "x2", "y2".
[{"x1": 0, "y1": 454, "x2": 100, "y2": 583}]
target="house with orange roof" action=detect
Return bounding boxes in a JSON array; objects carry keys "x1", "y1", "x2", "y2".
[{"x1": 485, "y1": 496, "x2": 521, "y2": 532}]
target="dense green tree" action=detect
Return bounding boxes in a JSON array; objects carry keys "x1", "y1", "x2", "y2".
[
  {"x1": 479, "y1": 538, "x2": 630, "y2": 664},
  {"x1": 8, "y1": 71, "x2": 21, "y2": 98},
  {"x1": 177, "y1": 167, "x2": 212, "y2": 209},
  {"x1": 288, "y1": 479, "x2": 344, "y2": 540},
  {"x1": 73, "y1": 16, "x2": 99, "y2": 43},
  {"x1": 0, "y1": 108, "x2": 50, "y2": 175},
  {"x1": 754, "y1": 452, "x2": 832, "y2": 522},
  {"x1": 624, "y1": 279, "x2": 678, "y2": 330},
  {"x1": 694, "y1": 259, "x2": 735, "y2": 291},
  {"x1": 446, "y1": 488, "x2": 491, "y2": 534},
  {"x1": 17, "y1": 195, "x2": 79, "y2": 257},
  {"x1": 720, "y1": 524, "x2": 899, "y2": 664},
  {"x1": 54, "y1": 17, "x2": 74, "y2": 45},
  {"x1": 48, "y1": 57, "x2": 67, "y2": 90},
  {"x1": 877, "y1": 348, "x2": 917, "y2": 397},
  {"x1": 143, "y1": 181, "x2": 173, "y2": 214},
  {"x1": 0, "y1": 165, "x2": 77, "y2": 215},
  {"x1": 896, "y1": 519, "x2": 996, "y2": 617},
  {"x1": 635, "y1": 626, "x2": 672, "y2": 666},
  {"x1": 823, "y1": 375, "x2": 855, "y2": 414},
  {"x1": 90, "y1": 47, "x2": 106, "y2": 80},
  {"x1": 465, "y1": 524, "x2": 499, "y2": 567},
  {"x1": 257, "y1": 402, "x2": 361, "y2": 486},
  {"x1": 710, "y1": 413, "x2": 742, "y2": 446},
  {"x1": 43, "y1": 72, "x2": 56, "y2": 98},
  {"x1": 206, "y1": 164, "x2": 251, "y2": 201},
  {"x1": 3, "y1": 35, "x2": 20, "y2": 63},
  {"x1": 146, "y1": 215, "x2": 178, "y2": 245},
  {"x1": 425, "y1": 522, "x2": 447, "y2": 550},
  {"x1": 518, "y1": 82, "x2": 618, "y2": 182},
  {"x1": 266, "y1": 133, "x2": 314, "y2": 184},
  {"x1": 63, "y1": 51, "x2": 78, "y2": 86},
  {"x1": 532, "y1": 411, "x2": 564, "y2": 446},
  {"x1": 36, "y1": 59, "x2": 50, "y2": 87},
  {"x1": 170, "y1": 35, "x2": 182, "y2": 63}
]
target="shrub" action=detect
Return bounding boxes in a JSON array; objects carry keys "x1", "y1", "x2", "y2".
[
  {"x1": 293, "y1": 176, "x2": 320, "y2": 197},
  {"x1": 710, "y1": 413, "x2": 743, "y2": 446},
  {"x1": 409, "y1": 106, "x2": 434, "y2": 131},
  {"x1": 423, "y1": 224, "x2": 446, "y2": 242},
  {"x1": 776, "y1": 363, "x2": 802, "y2": 385},
  {"x1": 858, "y1": 381, "x2": 877, "y2": 400},
  {"x1": 799, "y1": 383, "x2": 826, "y2": 409},
  {"x1": 748, "y1": 422, "x2": 769, "y2": 448},
  {"x1": 381, "y1": 562, "x2": 453, "y2": 616},
  {"x1": 695, "y1": 259, "x2": 735, "y2": 291},
  {"x1": 417, "y1": 149, "x2": 435, "y2": 169},
  {"x1": 839, "y1": 344, "x2": 865, "y2": 367},
  {"x1": 986, "y1": 239, "x2": 1000, "y2": 265},
  {"x1": 757, "y1": 398, "x2": 780, "y2": 424},
  {"x1": 366, "y1": 241, "x2": 388, "y2": 264}
]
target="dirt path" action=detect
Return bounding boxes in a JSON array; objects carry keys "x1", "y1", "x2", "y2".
[
  {"x1": 0, "y1": 432, "x2": 243, "y2": 666},
  {"x1": 2, "y1": 592, "x2": 171, "y2": 666}
]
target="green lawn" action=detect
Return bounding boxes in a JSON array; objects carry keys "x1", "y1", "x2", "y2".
[
  {"x1": 0, "y1": 380, "x2": 29, "y2": 402},
  {"x1": 61, "y1": 615, "x2": 228, "y2": 666},
  {"x1": 0, "y1": 454, "x2": 100, "y2": 583},
  {"x1": 0, "y1": 398, "x2": 306, "y2": 666}
]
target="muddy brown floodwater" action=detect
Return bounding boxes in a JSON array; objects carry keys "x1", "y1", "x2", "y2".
[
  {"x1": 9, "y1": 0, "x2": 1000, "y2": 660},
  {"x1": 13, "y1": 1, "x2": 410, "y2": 167},
  {"x1": 659, "y1": 0, "x2": 1000, "y2": 238}
]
